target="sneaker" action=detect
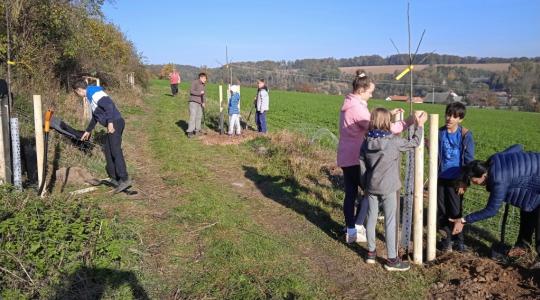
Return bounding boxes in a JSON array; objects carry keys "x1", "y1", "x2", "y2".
[
  {"x1": 385, "y1": 258, "x2": 410, "y2": 271},
  {"x1": 454, "y1": 241, "x2": 467, "y2": 252},
  {"x1": 104, "y1": 178, "x2": 119, "y2": 187},
  {"x1": 366, "y1": 251, "x2": 377, "y2": 264},
  {"x1": 187, "y1": 132, "x2": 194, "y2": 138},
  {"x1": 440, "y1": 238, "x2": 453, "y2": 252},
  {"x1": 113, "y1": 179, "x2": 132, "y2": 194},
  {"x1": 345, "y1": 232, "x2": 357, "y2": 244},
  {"x1": 355, "y1": 225, "x2": 367, "y2": 243}
]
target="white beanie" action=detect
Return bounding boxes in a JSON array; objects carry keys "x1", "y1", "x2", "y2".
[{"x1": 230, "y1": 85, "x2": 240, "y2": 94}]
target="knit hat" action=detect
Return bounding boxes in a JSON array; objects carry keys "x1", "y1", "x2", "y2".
[{"x1": 230, "y1": 85, "x2": 240, "y2": 94}]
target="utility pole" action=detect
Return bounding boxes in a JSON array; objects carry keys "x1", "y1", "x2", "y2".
[{"x1": 432, "y1": 84, "x2": 435, "y2": 104}]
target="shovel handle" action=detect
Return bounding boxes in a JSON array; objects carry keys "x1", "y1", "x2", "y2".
[{"x1": 44, "y1": 110, "x2": 54, "y2": 133}]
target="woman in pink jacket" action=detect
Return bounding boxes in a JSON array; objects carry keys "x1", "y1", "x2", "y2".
[{"x1": 337, "y1": 70, "x2": 409, "y2": 243}]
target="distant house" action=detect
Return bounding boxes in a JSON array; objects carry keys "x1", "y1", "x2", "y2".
[
  {"x1": 494, "y1": 91, "x2": 511, "y2": 105},
  {"x1": 386, "y1": 95, "x2": 423, "y2": 103},
  {"x1": 423, "y1": 92, "x2": 464, "y2": 104}
]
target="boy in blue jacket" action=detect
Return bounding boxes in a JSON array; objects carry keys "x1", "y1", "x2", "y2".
[
  {"x1": 73, "y1": 80, "x2": 131, "y2": 193},
  {"x1": 437, "y1": 102, "x2": 475, "y2": 252}
]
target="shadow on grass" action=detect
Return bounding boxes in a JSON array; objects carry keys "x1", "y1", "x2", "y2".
[
  {"x1": 53, "y1": 266, "x2": 149, "y2": 300},
  {"x1": 242, "y1": 165, "x2": 367, "y2": 256},
  {"x1": 175, "y1": 120, "x2": 189, "y2": 133}
]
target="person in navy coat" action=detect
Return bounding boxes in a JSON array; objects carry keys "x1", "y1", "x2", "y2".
[{"x1": 451, "y1": 144, "x2": 540, "y2": 266}]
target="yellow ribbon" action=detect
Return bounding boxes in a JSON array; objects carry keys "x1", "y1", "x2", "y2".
[{"x1": 395, "y1": 65, "x2": 414, "y2": 81}]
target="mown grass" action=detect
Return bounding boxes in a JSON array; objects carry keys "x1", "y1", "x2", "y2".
[{"x1": 146, "y1": 80, "x2": 329, "y2": 298}]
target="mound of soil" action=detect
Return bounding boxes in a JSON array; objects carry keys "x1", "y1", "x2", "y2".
[
  {"x1": 198, "y1": 130, "x2": 261, "y2": 146},
  {"x1": 429, "y1": 252, "x2": 540, "y2": 299}
]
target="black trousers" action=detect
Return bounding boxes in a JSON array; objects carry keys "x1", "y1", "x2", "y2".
[
  {"x1": 515, "y1": 206, "x2": 540, "y2": 255},
  {"x1": 171, "y1": 84, "x2": 178, "y2": 96},
  {"x1": 437, "y1": 178, "x2": 464, "y2": 242},
  {"x1": 104, "y1": 118, "x2": 128, "y2": 181},
  {"x1": 343, "y1": 165, "x2": 361, "y2": 228}
]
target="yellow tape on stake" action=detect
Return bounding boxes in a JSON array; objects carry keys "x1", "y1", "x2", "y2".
[
  {"x1": 395, "y1": 65, "x2": 414, "y2": 80},
  {"x1": 7, "y1": 61, "x2": 16, "y2": 65}
]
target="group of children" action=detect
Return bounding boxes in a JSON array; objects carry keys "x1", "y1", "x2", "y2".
[
  {"x1": 228, "y1": 78, "x2": 270, "y2": 135},
  {"x1": 186, "y1": 74, "x2": 270, "y2": 137},
  {"x1": 338, "y1": 70, "x2": 475, "y2": 271}
]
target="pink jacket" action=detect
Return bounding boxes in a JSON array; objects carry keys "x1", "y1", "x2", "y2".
[
  {"x1": 169, "y1": 72, "x2": 181, "y2": 84},
  {"x1": 337, "y1": 93, "x2": 407, "y2": 167}
]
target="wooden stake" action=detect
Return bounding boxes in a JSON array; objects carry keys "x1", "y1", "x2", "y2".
[
  {"x1": 219, "y1": 85, "x2": 223, "y2": 113},
  {"x1": 0, "y1": 96, "x2": 10, "y2": 183},
  {"x1": 413, "y1": 123, "x2": 424, "y2": 264},
  {"x1": 33, "y1": 95, "x2": 44, "y2": 188},
  {"x1": 427, "y1": 114, "x2": 439, "y2": 261}
]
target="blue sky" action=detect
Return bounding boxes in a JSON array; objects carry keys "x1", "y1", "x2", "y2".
[{"x1": 103, "y1": 0, "x2": 540, "y2": 66}]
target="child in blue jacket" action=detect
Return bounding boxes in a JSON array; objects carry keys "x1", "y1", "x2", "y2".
[
  {"x1": 73, "y1": 80, "x2": 131, "y2": 193},
  {"x1": 437, "y1": 102, "x2": 475, "y2": 252},
  {"x1": 228, "y1": 85, "x2": 241, "y2": 136}
]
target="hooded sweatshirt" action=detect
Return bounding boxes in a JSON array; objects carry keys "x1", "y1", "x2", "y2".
[
  {"x1": 359, "y1": 126, "x2": 423, "y2": 195},
  {"x1": 85, "y1": 86, "x2": 122, "y2": 132},
  {"x1": 337, "y1": 93, "x2": 407, "y2": 167}
]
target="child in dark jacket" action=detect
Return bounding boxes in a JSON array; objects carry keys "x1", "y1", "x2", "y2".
[
  {"x1": 437, "y1": 102, "x2": 475, "y2": 252},
  {"x1": 360, "y1": 108, "x2": 427, "y2": 271},
  {"x1": 73, "y1": 80, "x2": 131, "y2": 193}
]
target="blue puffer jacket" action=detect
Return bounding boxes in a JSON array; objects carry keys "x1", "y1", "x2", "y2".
[
  {"x1": 228, "y1": 92, "x2": 240, "y2": 115},
  {"x1": 465, "y1": 145, "x2": 540, "y2": 223}
]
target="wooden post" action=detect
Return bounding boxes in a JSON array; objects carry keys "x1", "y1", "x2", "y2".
[
  {"x1": 33, "y1": 95, "x2": 44, "y2": 188},
  {"x1": 219, "y1": 85, "x2": 223, "y2": 113},
  {"x1": 0, "y1": 95, "x2": 10, "y2": 184},
  {"x1": 427, "y1": 114, "x2": 439, "y2": 261},
  {"x1": 413, "y1": 121, "x2": 425, "y2": 264}
]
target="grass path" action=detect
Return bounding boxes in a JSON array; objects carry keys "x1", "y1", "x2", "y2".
[{"x1": 97, "y1": 80, "x2": 438, "y2": 299}]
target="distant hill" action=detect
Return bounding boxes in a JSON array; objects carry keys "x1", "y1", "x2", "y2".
[{"x1": 340, "y1": 63, "x2": 512, "y2": 75}]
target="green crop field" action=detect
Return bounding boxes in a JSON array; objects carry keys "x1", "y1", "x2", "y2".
[{"x1": 180, "y1": 80, "x2": 540, "y2": 245}]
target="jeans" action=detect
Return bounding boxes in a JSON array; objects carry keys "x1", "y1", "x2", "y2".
[
  {"x1": 255, "y1": 111, "x2": 267, "y2": 133},
  {"x1": 104, "y1": 118, "x2": 128, "y2": 181}
]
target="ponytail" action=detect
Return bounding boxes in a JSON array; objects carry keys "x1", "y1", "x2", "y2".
[{"x1": 352, "y1": 69, "x2": 373, "y2": 93}]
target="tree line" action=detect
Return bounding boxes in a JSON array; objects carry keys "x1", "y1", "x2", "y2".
[
  {"x1": 0, "y1": 0, "x2": 148, "y2": 100},
  {"x1": 152, "y1": 54, "x2": 540, "y2": 112}
]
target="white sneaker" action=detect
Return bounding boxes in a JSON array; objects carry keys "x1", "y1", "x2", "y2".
[{"x1": 355, "y1": 225, "x2": 367, "y2": 243}]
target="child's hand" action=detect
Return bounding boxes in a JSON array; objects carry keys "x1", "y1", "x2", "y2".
[
  {"x1": 108, "y1": 123, "x2": 115, "y2": 134},
  {"x1": 81, "y1": 131, "x2": 91, "y2": 141},
  {"x1": 449, "y1": 218, "x2": 465, "y2": 235},
  {"x1": 415, "y1": 111, "x2": 427, "y2": 126},
  {"x1": 390, "y1": 108, "x2": 404, "y2": 116},
  {"x1": 457, "y1": 182, "x2": 468, "y2": 195}
]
